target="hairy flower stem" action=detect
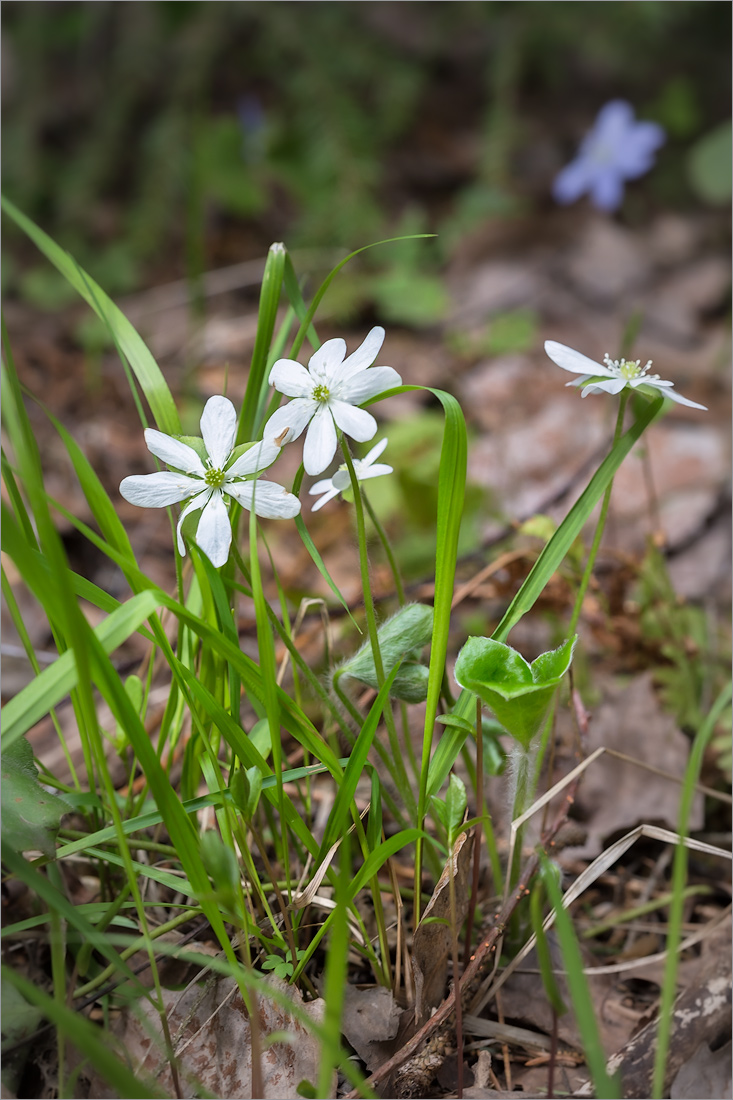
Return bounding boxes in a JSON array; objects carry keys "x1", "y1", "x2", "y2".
[
  {"x1": 341, "y1": 441, "x2": 416, "y2": 818},
  {"x1": 363, "y1": 492, "x2": 406, "y2": 605},
  {"x1": 508, "y1": 744, "x2": 537, "y2": 893},
  {"x1": 362, "y1": 492, "x2": 420, "y2": 782},
  {"x1": 568, "y1": 392, "x2": 629, "y2": 636}
]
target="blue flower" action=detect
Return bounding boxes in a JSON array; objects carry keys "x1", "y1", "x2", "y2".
[{"x1": 553, "y1": 100, "x2": 665, "y2": 212}]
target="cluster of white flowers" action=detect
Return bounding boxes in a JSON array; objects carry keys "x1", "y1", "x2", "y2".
[
  {"x1": 120, "y1": 328, "x2": 400, "y2": 567},
  {"x1": 120, "y1": 325, "x2": 706, "y2": 569}
]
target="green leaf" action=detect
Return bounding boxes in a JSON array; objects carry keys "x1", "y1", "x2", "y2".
[
  {"x1": 340, "y1": 603, "x2": 433, "y2": 703},
  {"x1": 450, "y1": 396, "x2": 664, "y2": 728},
  {"x1": 454, "y1": 636, "x2": 576, "y2": 749},
  {"x1": 200, "y1": 830, "x2": 241, "y2": 916},
  {"x1": 230, "y1": 766, "x2": 262, "y2": 822},
  {"x1": 1, "y1": 737, "x2": 70, "y2": 856},
  {"x1": 443, "y1": 773, "x2": 467, "y2": 842},
  {"x1": 687, "y1": 121, "x2": 732, "y2": 205}
]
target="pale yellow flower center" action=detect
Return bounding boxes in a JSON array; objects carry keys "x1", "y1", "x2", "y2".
[
  {"x1": 602, "y1": 354, "x2": 660, "y2": 382},
  {"x1": 205, "y1": 467, "x2": 226, "y2": 487}
]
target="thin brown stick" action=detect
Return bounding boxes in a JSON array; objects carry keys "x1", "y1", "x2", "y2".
[
  {"x1": 496, "y1": 991, "x2": 512, "y2": 1092},
  {"x1": 463, "y1": 698, "x2": 484, "y2": 969},
  {"x1": 548, "y1": 1007, "x2": 558, "y2": 1100}
]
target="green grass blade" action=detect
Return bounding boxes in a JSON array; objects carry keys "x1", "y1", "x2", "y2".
[
  {"x1": 2, "y1": 845, "x2": 142, "y2": 989},
  {"x1": 540, "y1": 852, "x2": 621, "y2": 1098},
  {"x1": 38, "y1": 400, "x2": 136, "y2": 557},
  {"x1": 239, "y1": 242, "x2": 286, "y2": 443},
  {"x1": 294, "y1": 510, "x2": 359, "y2": 626},
  {"x1": 493, "y1": 395, "x2": 663, "y2": 642},
  {"x1": 55, "y1": 761, "x2": 344, "y2": 862},
  {"x1": 450, "y1": 395, "x2": 665, "y2": 726},
  {"x1": 2, "y1": 966, "x2": 167, "y2": 1099},
  {"x1": 318, "y1": 663, "x2": 400, "y2": 862},
  {"x1": 285, "y1": 234, "x2": 434, "y2": 360},
  {"x1": 652, "y1": 681, "x2": 732, "y2": 1098},
  {"x1": 349, "y1": 828, "x2": 426, "y2": 899},
  {"x1": 1, "y1": 589, "x2": 161, "y2": 748},
  {"x1": 1, "y1": 196, "x2": 179, "y2": 435}
]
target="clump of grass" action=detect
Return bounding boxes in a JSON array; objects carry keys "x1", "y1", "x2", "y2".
[{"x1": 2, "y1": 200, "x2": 725, "y2": 1099}]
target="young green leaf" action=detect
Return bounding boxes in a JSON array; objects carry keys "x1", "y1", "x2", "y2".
[
  {"x1": 454, "y1": 636, "x2": 576, "y2": 749},
  {"x1": 1, "y1": 738, "x2": 70, "y2": 856}
]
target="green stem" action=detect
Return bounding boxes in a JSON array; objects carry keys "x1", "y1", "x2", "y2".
[
  {"x1": 509, "y1": 745, "x2": 536, "y2": 892},
  {"x1": 363, "y1": 492, "x2": 406, "y2": 605},
  {"x1": 363, "y1": 492, "x2": 419, "y2": 782},
  {"x1": 341, "y1": 442, "x2": 416, "y2": 819},
  {"x1": 568, "y1": 392, "x2": 629, "y2": 636}
]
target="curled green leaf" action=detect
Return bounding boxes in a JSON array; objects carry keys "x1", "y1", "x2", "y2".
[
  {"x1": 454, "y1": 635, "x2": 577, "y2": 749},
  {"x1": 339, "y1": 603, "x2": 433, "y2": 703}
]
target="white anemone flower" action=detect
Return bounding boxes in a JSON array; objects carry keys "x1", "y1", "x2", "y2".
[
  {"x1": 264, "y1": 326, "x2": 402, "y2": 476},
  {"x1": 309, "y1": 439, "x2": 393, "y2": 511},
  {"x1": 544, "y1": 341, "x2": 707, "y2": 410},
  {"x1": 120, "y1": 395, "x2": 301, "y2": 568}
]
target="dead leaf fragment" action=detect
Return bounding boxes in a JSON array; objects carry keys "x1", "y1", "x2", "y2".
[
  {"x1": 341, "y1": 985, "x2": 401, "y2": 1071},
  {"x1": 85, "y1": 974, "x2": 332, "y2": 1099},
  {"x1": 669, "y1": 1040, "x2": 732, "y2": 1100},
  {"x1": 570, "y1": 673, "x2": 705, "y2": 858}
]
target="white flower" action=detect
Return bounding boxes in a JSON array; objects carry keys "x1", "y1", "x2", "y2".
[
  {"x1": 309, "y1": 439, "x2": 393, "y2": 511},
  {"x1": 264, "y1": 326, "x2": 402, "y2": 476},
  {"x1": 120, "y1": 395, "x2": 301, "y2": 568},
  {"x1": 544, "y1": 341, "x2": 707, "y2": 410}
]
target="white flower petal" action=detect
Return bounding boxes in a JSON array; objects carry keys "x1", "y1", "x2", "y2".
[
  {"x1": 580, "y1": 377, "x2": 627, "y2": 397},
  {"x1": 144, "y1": 430, "x2": 206, "y2": 476},
  {"x1": 176, "y1": 491, "x2": 210, "y2": 555},
  {"x1": 226, "y1": 439, "x2": 281, "y2": 478},
  {"x1": 339, "y1": 366, "x2": 402, "y2": 404},
  {"x1": 225, "y1": 479, "x2": 301, "y2": 519},
  {"x1": 332, "y1": 327, "x2": 385, "y2": 384},
  {"x1": 310, "y1": 485, "x2": 341, "y2": 511},
  {"x1": 309, "y1": 477, "x2": 337, "y2": 495},
  {"x1": 361, "y1": 438, "x2": 389, "y2": 466},
  {"x1": 331, "y1": 468, "x2": 351, "y2": 491},
  {"x1": 200, "y1": 396, "x2": 237, "y2": 469},
  {"x1": 650, "y1": 385, "x2": 707, "y2": 410},
  {"x1": 303, "y1": 406, "x2": 338, "y2": 475},
  {"x1": 195, "y1": 490, "x2": 231, "y2": 568},
  {"x1": 269, "y1": 359, "x2": 317, "y2": 398},
  {"x1": 307, "y1": 338, "x2": 347, "y2": 384},
  {"x1": 120, "y1": 472, "x2": 204, "y2": 508},
  {"x1": 330, "y1": 400, "x2": 377, "y2": 443},
  {"x1": 358, "y1": 463, "x2": 392, "y2": 481},
  {"x1": 263, "y1": 399, "x2": 318, "y2": 447},
  {"x1": 544, "y1": 341, "x2": 614, "y2": 378}
]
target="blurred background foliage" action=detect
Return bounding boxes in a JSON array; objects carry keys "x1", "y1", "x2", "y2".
[{"x1": 2, "y1": 0, "x2": 730, "y2": 319}]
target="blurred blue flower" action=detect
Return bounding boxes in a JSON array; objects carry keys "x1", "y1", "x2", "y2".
[
  {"x1": 237, "y1": 94, "x2": 266, "y2": 163},
  {"x1": 553, "y1": 100, "x2": 665, "y2": 211}
]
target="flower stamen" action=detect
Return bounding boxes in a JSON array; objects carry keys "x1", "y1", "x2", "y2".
[
  {"x1": 204, "y1": 467, "x2": 226, "y2": 487},
  {"x1": 312, "y1": 383, "x2": 330, "y2": 403},
  {"x1": 602, "y1": 354, "x2": 659, "y2": 382}
]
